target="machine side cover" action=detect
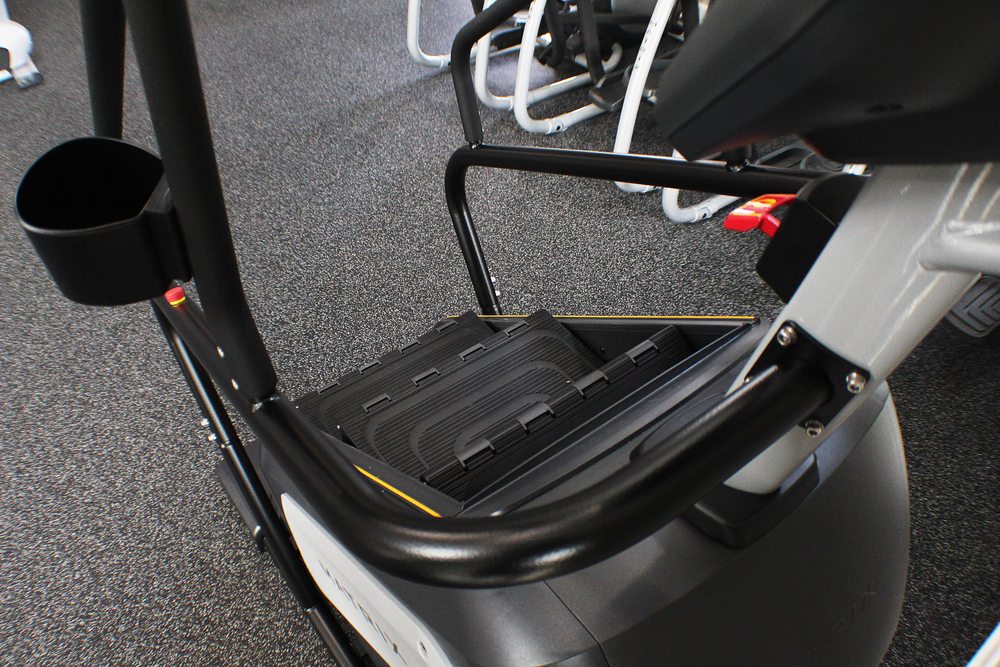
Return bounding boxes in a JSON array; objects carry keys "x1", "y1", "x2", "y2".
[{"x1": 654, "y1": 0, "x2": 1000, "y2": 163}]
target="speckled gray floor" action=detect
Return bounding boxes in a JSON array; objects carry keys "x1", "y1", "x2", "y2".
[{"x1": 1, "y1": 0, "x2": 997, "y2": 665}]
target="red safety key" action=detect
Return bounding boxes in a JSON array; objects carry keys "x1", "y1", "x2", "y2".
[{"x1": 723, "y1": 194, "x2": 796, "y2": 237}]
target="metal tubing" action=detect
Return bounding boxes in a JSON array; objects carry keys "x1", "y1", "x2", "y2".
[
  {"x1": 444, "y1": 164, "x2": 503, "y2": 315},
  {"x1": 452, "y1": 0, "x2": 531, "y2": 144},
  {"x1": 451, "y1": 144, "x2": 821, "y2": 193},
  {"x1": 150, "y1": 302, "x2": 316, "y2": 607},
  {"x1": 79, "y1": 0, "x2": 126, "y2": 139},
  {"x1": 445, "y1": 144, "x2": 822, "y2": 313},
  {"x1": 151, "y1": 302, "x2": 363, "y2": 667},
  {"x1": 157, "y1": 296, "x2": 831, "y2": 588},
  {"x1": 123, "y1": 0, "x2": 277, "y2": 400}
]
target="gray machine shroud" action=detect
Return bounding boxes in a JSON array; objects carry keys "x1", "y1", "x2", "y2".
[{"x1": 258, "y1": 381, "x2": 907, "y2": 667}]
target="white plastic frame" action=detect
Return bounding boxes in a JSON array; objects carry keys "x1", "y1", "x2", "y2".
[
  {"x1": 407, "y1": 0, "x2": 534, "y2": 69},
  {"x1": 407, "y1": 0, "x2": 482, "y2": 69},
  {"x1": 475, "y1": 19, "x2": 584, "y2": 110},
  {"x1": 606, "y1": 0, "x2": 739, "y2": 219},
  {"x1": 0, "y1": 0, "x2": 41, "y2": 88},
  {"x1": 512, "y1": 0, "x2": 623, "y2": 133},
  {"x1": 474, "y1": 0, "x2": 576, "y2": 110}
]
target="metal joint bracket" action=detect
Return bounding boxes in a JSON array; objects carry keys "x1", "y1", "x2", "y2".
[{"x1": 747, "y1": 321, "x2": 869, "y2": 432}]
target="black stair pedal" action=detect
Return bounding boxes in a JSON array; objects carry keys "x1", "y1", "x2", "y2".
[
  {"x1": 338, "y1": 310, "x2": 603, "y2": 479},
  {"x1": 296, "y1": 312, "x2": 696, "y2": 505},
  {"x1": 588, "y1": 70, "x2": 628, "y2": 112},
  {"x1": 295, "y1": 311, "x2": 493, "y2": 432},
  {"x1": 423, "y1": 325, "x2": 693, "y2": 502}
]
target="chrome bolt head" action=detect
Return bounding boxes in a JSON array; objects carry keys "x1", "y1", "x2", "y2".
[
  {"x1": 804, "y1": 420, "x2": 824, "y2": 437},
  {"x1": 207, "y1": 432, "x2": 217, "y2": 442},
  {"x1": 846, "y1": 371, "x2": 866, "y2": 394},
  {"x1": 200, "y1": 418, "x2": 210, "y2": 428},
  {"x1": 776, "y1": 325, "x2": 797, "y2": 347}
]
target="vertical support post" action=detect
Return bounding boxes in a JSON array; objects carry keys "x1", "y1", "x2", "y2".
[
  {"x1": 79, "y1": 0, "x2": 126, "y2": 138},
  {"x1": 151, "y1": 302, "x2": 363, "y2": 667},
  {"x1": 576, "y1": 0, "x2": 606, "y2": 86},
  {"x1": 122, "y1": 0, "x2": 277, "y2": 400},
  {"x1": 444, "y1": 157, "x2": 503, "y2": 315}
]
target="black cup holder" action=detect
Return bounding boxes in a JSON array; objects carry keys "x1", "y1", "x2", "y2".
[{"x1": 17, "y1": 137, "x2": 192, "y2": 306}]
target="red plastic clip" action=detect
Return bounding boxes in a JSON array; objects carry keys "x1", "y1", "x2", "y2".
[
  {"x1": 165, "y1": 286, "x2": 186, "y2": 307},
  {"x1": 723, "y1": 194, "x2": 796, "y2": 237}
]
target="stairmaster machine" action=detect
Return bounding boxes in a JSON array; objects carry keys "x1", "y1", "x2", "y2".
[{"x1": 16, "y1": 0, "x2": 1000, "y2": 665}]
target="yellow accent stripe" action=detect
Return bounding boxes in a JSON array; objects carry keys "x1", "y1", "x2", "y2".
[
  {"x1": 354, "y1": 466, "x2": 441, "y2": 517},
  {"x1": 476, "y1": 314, "x2": 755, "y2": 320}
]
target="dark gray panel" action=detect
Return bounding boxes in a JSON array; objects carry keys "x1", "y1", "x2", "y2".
[{"x1": 546, "y1": 390, "x2": 908, "y2": 667}]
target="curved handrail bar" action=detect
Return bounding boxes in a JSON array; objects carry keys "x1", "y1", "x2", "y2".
[
  {"x1": 453, "y1": 0, "x2": 531, "y2": 144},
  {"x1": 159, "y1": 296, "x2": 831, "y2": 587},
  {"x1": 444, "y1": 143, "x2": 825, "y2": 314}
]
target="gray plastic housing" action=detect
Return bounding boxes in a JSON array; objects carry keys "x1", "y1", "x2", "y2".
[{"x1": 257, "y1": 323, "x2": 908, "y2": 667}]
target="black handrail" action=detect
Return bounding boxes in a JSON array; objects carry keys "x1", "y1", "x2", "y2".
[
  {"x1": 116, "y1": 0, "x2": 834, "y2": 588},
  {"x1": 452, "y1": 0, "x2": 531, "y2": 144},
  {"x1": 159, "y1": 297, "x2": 831, "y2": 587},
  {"x1": 446, "y1": 1, "x2": 830, "y2": 314},
  {"x1": 445, "y1": 144, "x2": 825, "y2": 314}
]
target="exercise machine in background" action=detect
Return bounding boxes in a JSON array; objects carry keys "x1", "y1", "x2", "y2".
[
  {"x1": 407, "y1": 0, "x2": 529, "y2": 68},
  {"x1": 0, "y1": 0, "x2": 42, "y2": 88}
]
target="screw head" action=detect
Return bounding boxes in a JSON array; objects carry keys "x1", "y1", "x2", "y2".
[
  {"x1": 200, "y1": 418, "x2": 210, "y2": 428},
  {"x1": 207, "y1": 432, "x2": 217, "y2": 442},
  {"x1": 846, "y1": 371, "x2": 866, "y2": 394},
  {"x1": 776, "y1": 325, "x2": 798, "y2": 347},
  {"x1": 804, "y1": 420, "x2": 824, "y2": 437}
]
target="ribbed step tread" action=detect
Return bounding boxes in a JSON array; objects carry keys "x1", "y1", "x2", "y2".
[
  {"x1": 947, "y1": 276, "x2": 1000, "y2": 337},
  {"x1": 329, "y1": 311, "x2": 601, "y2": 475},
  {"x1": 422, "y1": 326, "x2": 692, "y2": 501},
  {"x1": 296, "y1": 311, "x2": 492, "y2": 430},
  {"x1": 296, "y1": 311, "x2": 694, "y2": 503}
]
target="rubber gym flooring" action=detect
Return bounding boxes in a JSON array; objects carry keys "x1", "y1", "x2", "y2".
[{"x1": 1, "y1": 0, "x2": 998, "y2": 664}]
